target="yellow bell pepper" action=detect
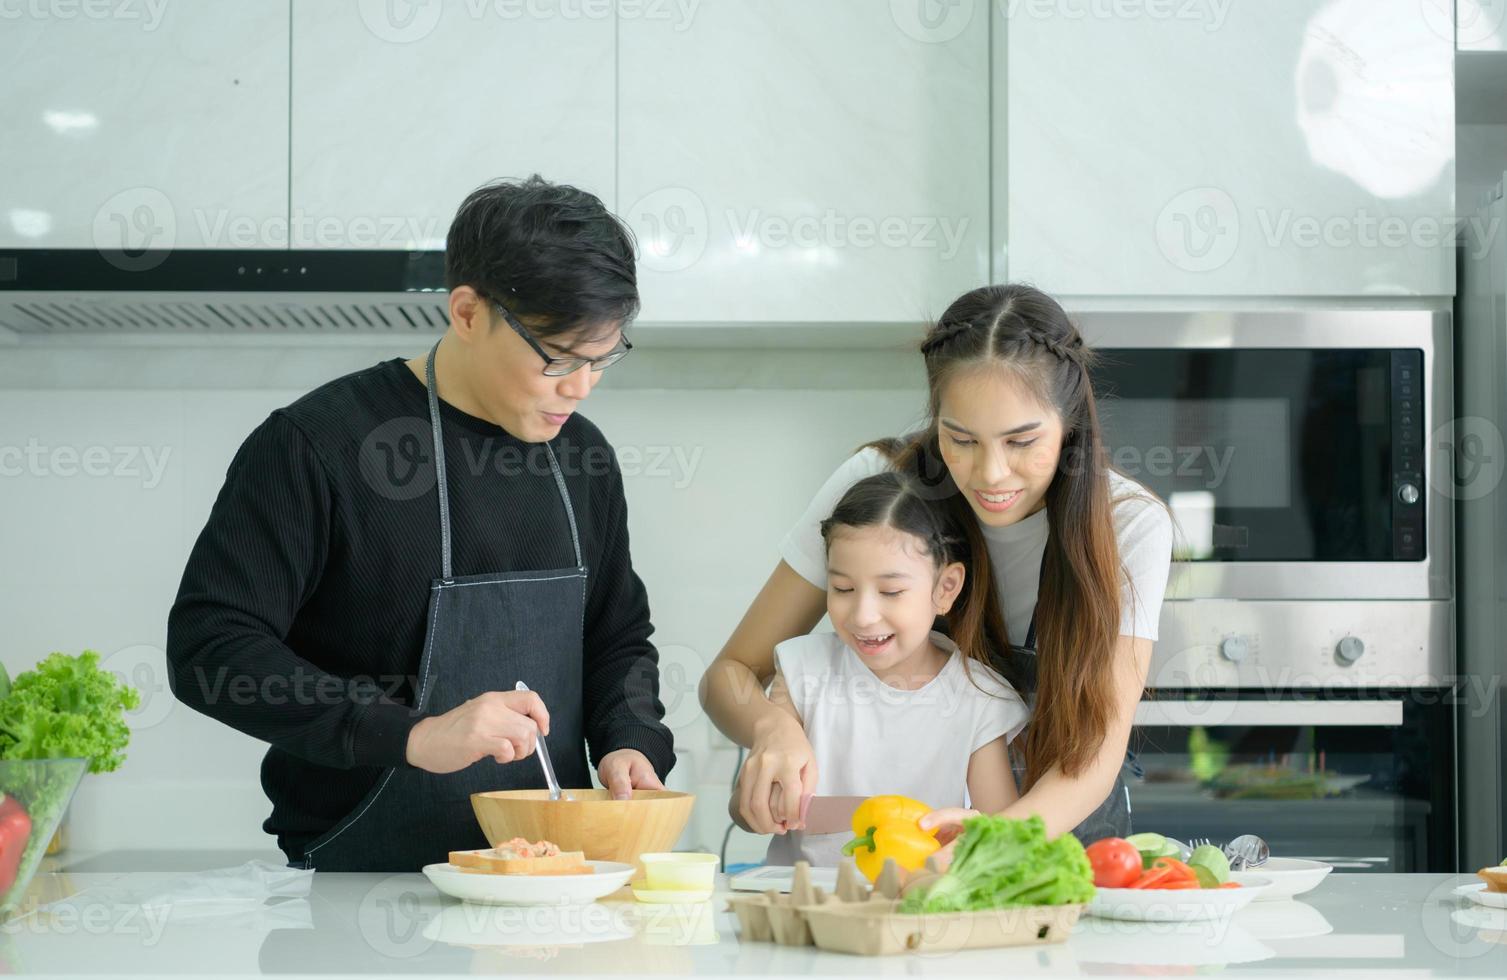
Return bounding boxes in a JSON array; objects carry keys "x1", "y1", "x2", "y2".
[{"x1": 840, "y1": 795, "x2": 940, "y2": 882}]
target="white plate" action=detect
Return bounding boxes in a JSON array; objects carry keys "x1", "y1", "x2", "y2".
[
  {"x1": 422, "y1": 860, "x2": 635, "y2": 906},
  {"x1": 1451, "y1": 906, "x2": 1507, "y2": 935},
  {"x1": 1087, "y1": 878, "x2": 1269, "y2": 922},
  {"x1": 1454, "y1": 883, "x2": 1507, "y2": 910},
  {"x1": 1230, "y1": 858, "x2": 1333, "y2": 901}
]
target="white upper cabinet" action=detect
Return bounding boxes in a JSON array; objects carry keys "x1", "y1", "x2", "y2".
[
  {"x1": 1002, "y1": 0, "x2": 1456, "y2": 297},
  {"x1": 0, "y1": 1, "x2": 288, "y2": 250},
  {"x1": 1452, "y1": 0, "x2": 1506, "y2": 50},
  {"x1": 618, "y1": 0, "x2": 990, "y2": 323},
  {"x1": 289, "y1": 2, "x2": 616, "y2": 249}
]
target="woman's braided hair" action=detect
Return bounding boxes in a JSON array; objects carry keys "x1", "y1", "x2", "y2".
[{"x1": 919, "y1": 295, "x2": 1091, "y2": 371}]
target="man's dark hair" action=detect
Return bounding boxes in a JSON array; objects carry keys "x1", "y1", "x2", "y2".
[{"x1": 445, "y1": 175, "x2": 639, "y2": 341}]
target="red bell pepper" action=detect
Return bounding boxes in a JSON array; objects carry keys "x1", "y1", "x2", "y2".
[
  {"x1": 1128, "y1": 856, "x2": 1200, "y2": 890},
  {"x1": 0, "y1": 794, "x2": 33, "y2": 895}
]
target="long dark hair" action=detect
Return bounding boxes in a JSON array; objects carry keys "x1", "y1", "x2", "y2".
[
  {"x1": 869, "y1": 283, "x2": 1142, "y2": 790},
  {"x1": 819, "y1": 472, "x2": 998, "y2": 689}
]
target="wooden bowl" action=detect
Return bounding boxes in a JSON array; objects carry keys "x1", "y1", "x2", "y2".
[{"x1": 470, "y1": 789, "x2": 695, "y2": 867}]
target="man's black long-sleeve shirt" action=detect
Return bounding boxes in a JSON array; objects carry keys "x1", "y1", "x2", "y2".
[{"x1": 166, "y1": 358, "x2": 675, "y2": 860}]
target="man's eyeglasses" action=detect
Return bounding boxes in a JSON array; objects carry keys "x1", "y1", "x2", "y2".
[{"x1": 490, "y1": 299, "x2": 632, "y2": 377}]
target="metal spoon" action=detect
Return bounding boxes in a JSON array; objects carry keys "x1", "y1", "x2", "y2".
[
  {"x1": 514, "y1": 681, "x2": 572, "y2": 801},
  {"x1": 1224, "y1": 834, "x2": 1269, "y2": 871}
]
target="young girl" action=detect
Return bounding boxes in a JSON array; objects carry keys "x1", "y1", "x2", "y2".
[
  {"x1": 760, "y1": 471, "x2": 1028, "y2": 868},
  {"x1": 706, "y1": 283, "x2": 1173, "y2": 862}
]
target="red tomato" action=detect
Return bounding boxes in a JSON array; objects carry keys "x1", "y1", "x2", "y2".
[{"x1": 1085, "y1": 838, "x2": 1143, "y2": 889}]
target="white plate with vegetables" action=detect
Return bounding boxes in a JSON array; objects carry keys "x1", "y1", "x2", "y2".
[
  {"x1": 1088, "y1": 878, "x2": 1269, "y2": 922},
  {"x1": 1084, "y1": 833, "x2": 1267, "y2": 921}
]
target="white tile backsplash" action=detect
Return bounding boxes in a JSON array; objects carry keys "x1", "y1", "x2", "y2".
[{"x1": 0, "y1": 347, "x2": 924, "y2": 864}]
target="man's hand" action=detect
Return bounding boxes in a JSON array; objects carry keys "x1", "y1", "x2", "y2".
[
  {"x1": 405, "y1": 690, "x2": 550, "y2": 774},
  {"x1": 597, "y1": 748, "x2": 664, "y2": 800}
]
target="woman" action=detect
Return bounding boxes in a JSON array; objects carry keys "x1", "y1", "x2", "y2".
[{"x1": 699, "y1": 283, "x2": 1173, "y2": 864}]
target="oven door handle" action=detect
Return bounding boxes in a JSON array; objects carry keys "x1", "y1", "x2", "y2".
[{"x1": 1133, "y1": 700, "x2": 1405, "y2": 728}]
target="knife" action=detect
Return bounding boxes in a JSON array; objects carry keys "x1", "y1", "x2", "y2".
[{"x1": 798, "y1": 796, "x2": 869, "y2": 835}]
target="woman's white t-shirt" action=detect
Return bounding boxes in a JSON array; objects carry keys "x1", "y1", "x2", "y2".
[
  {"x1": 764, "y1": 630, "x2": 1028, "y2": 867},
  {"x1": 779, "y1": 448, "x2": 1174, "y2": 644}
]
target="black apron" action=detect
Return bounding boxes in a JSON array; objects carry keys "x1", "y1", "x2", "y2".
[
  {"x1": 299, "y1": 343, "x2": 591, "y2": 871},
  {"x1": 1003, "y1": 553, "x2": 1142, "y2": 844}
]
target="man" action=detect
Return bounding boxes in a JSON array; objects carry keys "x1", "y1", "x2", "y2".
[{"x1": 167, "y1": 176, "x2": 674, "y2": 871}]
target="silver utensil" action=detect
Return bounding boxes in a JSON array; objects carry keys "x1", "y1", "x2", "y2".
[
  {"x1": 1188, "y1": 835, "x2": 1269, "y2": 870},
  {"x1": 1166, "y1": 837, "x2": 1194, "y2": 860},
  {"x1": 514, "y1": 681, "x2": 572, "y2": 801},
  {"x1": 1224, "y1": 834, "x2": 1269, "y2": 871}
]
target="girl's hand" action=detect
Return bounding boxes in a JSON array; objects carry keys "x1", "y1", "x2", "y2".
[
  {"x1": 919, "y1": 806, "x2": 980, "y2": 845},
  {"x1": 736, "y1": 714, "x2": 819, "y2": 834},
  {"x1": 918, "y1": 806, "x2": 980, "y2": 872},
  {"x1": 929, "y1": 840, "x2": 955, "y2": 873}
]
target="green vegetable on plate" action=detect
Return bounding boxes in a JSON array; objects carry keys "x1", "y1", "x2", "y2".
[
  {"x1": 1125, "y1": 831, "x2": 1181, "y2": 868},
  {"x1": 1189, "y1": 844, "x2": 1231, "y2": 884}
]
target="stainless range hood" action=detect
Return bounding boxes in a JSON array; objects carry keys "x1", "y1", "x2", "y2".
[{"x1": 0, "y1": 249, "x2": 449, "y2": 335}]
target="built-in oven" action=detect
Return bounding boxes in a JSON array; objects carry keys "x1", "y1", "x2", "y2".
[{"x1": 1074, "y1": 310, "x2": 1455, "y2": 871}]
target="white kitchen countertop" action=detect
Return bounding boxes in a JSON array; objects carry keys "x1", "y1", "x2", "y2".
[{"x1": 0, "y1": 868, "x2": 1502, "y2": 977}]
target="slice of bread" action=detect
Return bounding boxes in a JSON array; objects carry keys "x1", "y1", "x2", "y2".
[
  {"x1": 1478, "y1": 866, "x2": 1507, "y2": 893},
  {"x1": 449, "y1": 847, "x2": 590, "y2": 876}
]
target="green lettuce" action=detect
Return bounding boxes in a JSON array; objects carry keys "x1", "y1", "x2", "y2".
[
  {"x1": 0, "y1": 651, "x2": 139, "y2": 911},
  {"x1": 0, "y1": 651, "x2": 139, "y2": 772},
  {"x1": 900, "y1": 814, "x2": 1096, "y2": 913}
]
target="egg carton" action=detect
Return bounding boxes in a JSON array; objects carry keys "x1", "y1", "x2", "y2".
[{"x1": 725, "y1": 858, "x2": 1082, "y2": 957}]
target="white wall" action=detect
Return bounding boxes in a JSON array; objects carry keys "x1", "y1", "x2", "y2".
[{"x1": 0, "y1": 343, "x2": 925, "y2": 866}]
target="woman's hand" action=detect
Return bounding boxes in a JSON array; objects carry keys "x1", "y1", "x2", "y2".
[
  {"x1": 917, "y1": 806, "x2": 980, "y2": 872},
  {"x1": 735, "y1": 714, "x2": 819, "y2": 834}
]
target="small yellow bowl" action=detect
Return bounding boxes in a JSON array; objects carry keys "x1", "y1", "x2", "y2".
[{"x1": 639, "y1": 852, "x2": 720, "y2": 892}]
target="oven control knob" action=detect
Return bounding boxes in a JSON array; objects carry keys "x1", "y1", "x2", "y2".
[
  {"x1": 1335, "y1": 636, "x2": 1366, "y2": 664},
  {"x1": 1397, "y1": 483, "x2": 1420, "y2": 505},
  {"x1": 1219, "y1": 636, "x2": 1249, "y2": 663}
]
